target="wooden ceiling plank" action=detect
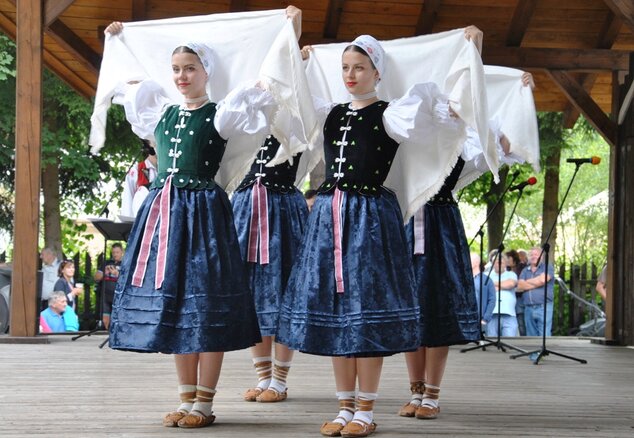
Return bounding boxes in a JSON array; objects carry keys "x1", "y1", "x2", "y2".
[
  {"x1": 43, "y1": 50, "x2": 94, "y2": 99},
  {"x1": 563, "y1": 11, "x2": 622, "y2": 127},
  {"x1": 415, "y1": 0, "x2": 441, "y2": 35},
  {"x1": 547, "y1": 69, "x2": 617, "y2": 147},
  {"x1": 44, "y1": 0, "x2": 74, "y2": 26},
  {"x1": 483, "y1": 47, "x2": 630, "y2": 71},
  {"x1": 229, "y1": 0, "x2": 248, "y2": 13},
  {"x1": 47, "y1": 19, "x2": 100, "y2": 74},
  {"x1": 323, "y1": 0, "x2": 346, "y2": 39},
  {"x1": 505, "y1": 0, "x2": 538, "y2": 47},
  {"x1": 603, "y1": 0, "x2": 634, "y2": 34},
  {"x1": 131, "y1": 0, "x2": 148, "y2": 21},
  {"x1": 0, "y1": 9, "x2": 16, "y2": 38},
  {"x1": 7, "y1": 0, "x2": 99, "y2": 74}
]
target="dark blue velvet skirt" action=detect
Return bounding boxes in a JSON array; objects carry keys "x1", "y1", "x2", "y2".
[
  {"x1": 276, "y1": 188, "x2": 420, "y2": 356},
  {"x1": 231, "y1": 187, "x2": 308, "y2": 336},
  {"x1": 405, "y1": 202, "x2": 480, "y2": 347},
  {"x1": 109, "y1": 185, "x2": 261, "y2": 354}
]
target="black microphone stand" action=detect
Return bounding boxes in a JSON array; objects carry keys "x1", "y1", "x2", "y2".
[
  {"x1": 462, "y1": 180, "x2": 527, "y2": 354},
  {"x1": 72, "y1": 152, "x2": 142, "y2": 346},
  {"x1": 461, "y1": 170, "x2": 520, "y2": 353},
  {"x1": 510, "y1": 163, "x2": 588, "y2": 365}
]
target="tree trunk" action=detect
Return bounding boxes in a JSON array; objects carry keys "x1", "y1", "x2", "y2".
[
  {"x1": 486, "y1": 167, "x2": 509, "y2": 254},
  {"x1": 309, "y1": 159, "x2": 325, "y2": 190},
  {"x1": 41, "y1": 157, "x2": 62, "y2": 259},
  {"x1": 541, "y1": 146, "x2": 561, "y2": 258}
]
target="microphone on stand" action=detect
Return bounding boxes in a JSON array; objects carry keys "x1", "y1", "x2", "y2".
[
  {"x1": 509, "y1": 176, "x2": 537, "y2": 192},
  {"x1": 566, "y1": 156, "x2": 601, "y2": 165}
]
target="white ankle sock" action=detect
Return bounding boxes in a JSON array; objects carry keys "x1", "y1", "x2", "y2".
[
  {"x1": 177, "y1": 384, "x2": 197, "y2": 413},
  {"x1": 421, "y1": 383, "x2": 440, "y2": 408},
  {"x1": 353, "y1": 391, "x2": 378, "y2": 425},
  {"x1": 252, "y1": 356, "x2": 272, "y2": 390},
  {"x1": 268, "y1": 360, "x2": 292, "y2": 393},
  {"x1": 333, "y1": 391, "x2": 356, "y2": 426},
  {"x1": 190, "y1": 385, "x2": 215, "y2": 417},
  {"x1": 408, "y1": 380, "x2": 425, "y2": 407}
]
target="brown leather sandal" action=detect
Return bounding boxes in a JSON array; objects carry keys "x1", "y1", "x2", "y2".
[
  {"x1": 162, "y1": 411, "x2": 186, "y2": 427},
  {"x1": 256, "y1": 388, "x2": 288, "y2": 402},
  {"x1": 243, "y1": 387, "x2": 264, "y2": 402},
  {"x1": 177, "y1": 410, "x2": 216, "y2": 428},
  {"x1": 340, "y1": 420, "x2": 377, "y2": 437},
  {"x1": 398, "y1": 402, "x2": 418, "y2": 417},
  {"x1": 415, "y1": 404, "x2": 440, "y2": 419},
  {"x1": 320, "y1": 418, "x2": 347, "y2": 437}
]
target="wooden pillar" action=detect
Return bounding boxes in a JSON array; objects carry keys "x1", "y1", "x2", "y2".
[
  {"x1": 607, "y1": 55, "x2": 634, "y2": 345},
  {"x1": 10, "y1": 0, "x2": 43, "y2": 337},
  {"x1": 617, "y1": 55, "x2": 634, "y2": 345}
]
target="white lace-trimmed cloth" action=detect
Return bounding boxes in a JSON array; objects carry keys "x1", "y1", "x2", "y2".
[
  {"x1": 89, "y1": 9, "x2": 318, "y2": 192},
  {"x1": 456, "y1": 65, "x2": 540, "y2": 192}
]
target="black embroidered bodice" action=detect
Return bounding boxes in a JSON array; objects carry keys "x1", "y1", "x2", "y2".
[
  {"x1": 427, "y1": 157, "x2": 465, "y2": 205},
  {"x1": 318, "y1": 101, "x2": 399, "y2": 196},
  {"x1": 152, "y1": 103, "x2": 227, "y2": 190},
  {"x1": 236, "y1": 135, "x2": 301, "y2": 193}
]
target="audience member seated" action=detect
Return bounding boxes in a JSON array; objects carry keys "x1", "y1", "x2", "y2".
[{"x1": 39, "y1": 291, "x2": 79, "y2": 333}]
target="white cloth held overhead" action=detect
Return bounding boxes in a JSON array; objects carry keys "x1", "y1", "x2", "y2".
[
  {"x1": 455, "y1": 65, "x2": 540, "y2": 192},
  {"x1": 90, "y1": 10, "x2": 318, "y2": 193}
]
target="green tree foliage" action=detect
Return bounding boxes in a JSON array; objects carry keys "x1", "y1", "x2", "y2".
[
  {"x1": 459, "y1": 112, "x2": 608, "y2": 267},
  {"x1": 0, "y1": 32, "x2": 140, "y2": 256}
]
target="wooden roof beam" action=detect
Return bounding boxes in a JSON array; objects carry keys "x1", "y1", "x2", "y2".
[
  {"x1": 547, "y1": 70, "x2": 617, "y2": 147},
  {"x1": 229, "y1": 0, "x2": 248, "y2": 13},
  {"x1": 44, "y1": 0, "x2": 74, "y2": 27},
  {"x1": 416, "y1": 0, "x2": 441, "y2": 35},
  {"x1": 47, "y1": 20, "x2": 100, "y2": 74},
  {"x1": 132, "y1": 0, "x2": 148, "y2": 21},
  {"x1": 563, "y1": 11, "x2": 623, "y2": 128},
  {"x1": 483, "y1": 47, "x2": 629, "y2": 71},
  {"x1": 505, "y1": 0, "x2": 538, "y2": 47},
  {"x1": 7, "y1": 0, "x2": 100, "y2": 74},
  {"x1": 603, "y1": 0, "x2": 634, "y2": 34},
  {"x1": 323, "y1": 0, "x2": 345, "y2": 39}
]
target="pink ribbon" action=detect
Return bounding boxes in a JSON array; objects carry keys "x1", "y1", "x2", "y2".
[
  {"x1": 413, "y1": 205, "x2": 425, "y2": 255},
  {"x1": 131, "y1": 175, "x2": 172, "y2": 289},
  {"x1": 332, "y1": 188, "x2": 345, "y2": 293},
  {"x1": 247, "y1": 179, "x2": 270, "y2": 264}
]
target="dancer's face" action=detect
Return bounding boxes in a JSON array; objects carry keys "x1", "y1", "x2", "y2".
[
  {"x1": 341, "y1": 50, "x2": 378, "y2": 95},
  {"x1": 172, "y1": 52, "x2": 208, "y2": 99}
]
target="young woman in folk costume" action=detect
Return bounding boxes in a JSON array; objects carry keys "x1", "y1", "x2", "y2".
[
  {"x1": 276, "y1": 30, "x2": 479, "y2": 437},
  {"x1": 231, "y1": 133, "x2": 308, "y2": 403},
  {"x1": 398, "y1": 69, "x2": 535, "y2": 421},
  {"x1": 104, "y1": 7, "x2": 301, "y2": 429},
  {"x1": 230, "y1": 14, "x2": 309, "y2": 403}
]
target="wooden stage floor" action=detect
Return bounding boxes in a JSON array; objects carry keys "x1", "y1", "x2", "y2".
[{"x1": 0, "y1": 335, "x2": 633, "y2": 437}]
